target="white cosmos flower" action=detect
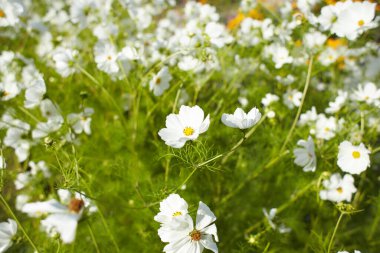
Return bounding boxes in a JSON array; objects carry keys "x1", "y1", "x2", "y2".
[
  {"x1": 94, "y1": 43, "x2": 119, "y2": 75},
  {"x1": 338, "y1": 251, "x2": 361, "y2": 253},
  {"x1": 325, "y1": 90, "x2": 348, "y2": 114},
  {"x1": 320, "y1": 173, "x2": 357, "y2": 203},
  {"x1": 161, "y1": 202, "x2": 218, "y2": 253},
  {"x1": 4, "y1": 123, "x2": 31, "y2": 162},
  {"x1": 283, "y1": 89, "x2": 302, "y2": 109},
  {"x1": 158, "y1": 105, "x2": 210, "y2": 148},
  {"x1": 298, "y1": 106, "x2": 318, "y2": 126},
  {"x1": 293, "y1": 136, "x2": 317, "y2": 172},
  {"x1": 261, "y1": 93, "x2": 279, "y2": 107},
  {"x1": 204, "y1": 22, "x2": 233, "y2": 48},
  {"x1": 52, "y1": 48, "x2": 78, "y2": 77},
  {"x1": 22, "y1": 189, "x2": 95, "y2": 244},
  {"x1": 24, "y1": 76, "x2": 47, "y2": 109},
  {"x1": 67, "y1": 107, "x2": 94, "y2": 135},
  {"x1": 32, "y1": 99, "x2": 63, "y2": 139},
  {"x1": 351, "y1": 82, "x2": 380, "y2": 105},
  {"x1": 149, "y1": 66, "x2": 172, "y2": 96},
  {"x1": 317, "y1": 0, "x2": 353, "y2": 31},
  {"x1": 315, "y1": 114, "x2": 338, "y2": 140},
  {"x1": 221, "y1": 107, "x2": 261, "y2": 129},
  {"x1": 0, "y1": 219, "x2": 17, "y2": 253},
  {"x1": 264, "y1": 43, "x2": 293, "y2": 69},
  {"x1": 0, "y1": 0, "x2": 24, "y2": 27},
  {"x1": 178, "y1": 55, "x2": 203, "y2": 72},
  {"x1": 154, "y1": 194, "x2": 189, "y2": 225},
  {"x1": 0, "y1": 76, "x2": 20, "y2": 101},
  {"x1": 337, "y1": 141, "x2": 370, "y2": 175},
  {"x1": 331, "y1": 1, "x2": 377, "y2": 40}
]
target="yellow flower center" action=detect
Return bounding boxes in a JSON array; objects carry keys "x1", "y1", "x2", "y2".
[
  {"x1": 155, "y1": 77, "x2": 161, "y2": 85},
  {"x1": 324, "y1": 127, "x2": 330, "y2": 132},
  {"x1": 189, "y1": 230, "x2": 201, "y2": 241},
  {"x1": 183, "y1": 127, "x2": 194, "y2": 136},
  {"x1": 172, "y1": 211, "x2": 182, "y2": 217},
  {"x1": 336, "y1": 187, "x2": 343, "y2": 194},
  {"x1": 107, "y1": 55, "x2": 112, "y2": 61},
  {"x1": 0, "y1": 9, "x2": 5, "y2": 18},
  {"x1": 352, "y1": 151, "x2": 361, "y2": 159},
  {"x1": 358, "y1": 20, "x2": 365, "y2": 27}
]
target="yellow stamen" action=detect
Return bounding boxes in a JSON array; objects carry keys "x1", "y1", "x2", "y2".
[
  {"x1": 173, "y1": 211, "x2": 182, "y2": 217},
  {"x1": 183, "y1": 127, "x2": 194, "y2": 136},
  {"x1": 155, "y1": 77, "x2": 161, "y2": 85},
  {"x1": 0, "y1": 9, "x2": 5, "y2": 18},
  {"x1": 358, "y1": 20, "x2": 365, "y2": 27},
  {"x1": 336, "y1": 187, "x2": 343, "y2": 194},
  {"x1": 352, "y1": 151, "x2": 361, "y2": 159}
]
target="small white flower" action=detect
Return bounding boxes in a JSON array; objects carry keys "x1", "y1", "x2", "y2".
[
  {"x1": 154, "y1": 194, "x2": 189, "y2": 226},
  {"x1": 315, "y1": 115, "x2": 337, "y2": 140},
  {"x1": 265, "y1": 44, "x2": 293, "y2": 69},
  {"x1": 337, "y1": 141, "x2": 370, "y2": 175},
  {"x1": 0, "y1": 1, "x2": 24, "y2": 27},
  {"x1": 94, "y1": 43, "x2": 119, "y2": 75},
  {"x1": 298, "y1": 106, "x2": 318, "y2": 126},
  {"x1": 149, "y1": 66, "x2": 172, "y2": 96},
  {"x1": 320, "y1": 173, "x2": 357, "y2": 202},
  {"x1": 351, "y1": 82, "x2": 380, "y2": 105},
  {"x1": 261, "y1": 93, "x2": 279, "y2": 107},
  {"x1": 0, "y1": 76, "x2": 20, "y2": 101},
  {"x1": 52, "y1": 48, "x2": 78, "y2": 77},
  {"x1": 283, "y1": 89, "x2": 302, "y2": 109},
  {"x1": 24, "y1": 76, "x2": 47, "y2": 109},
  {"x1": 325, "y1": 90, "x2": 348, "y2": 114},
  {"x1": 293, "y1": 136, "x2": 317, "y2": 172},
  {"x1": 221, "y1": 107, "x2": 261, "y2": 129},
  {"x1": 178, "y1": 55, "x2": 203, "y2": 72},
  {"x1": 204, "y1": 22, "x2": 233, "y2": 48},
  {"x1": 158, "y1": 105, "x2": 210, "y2": 148},
  {"x1": 67, "y1": 108, "x2": 94, "y2": 135},
  {"x1": 0, "y1": 219, "x2": 17, "y2": 252}
]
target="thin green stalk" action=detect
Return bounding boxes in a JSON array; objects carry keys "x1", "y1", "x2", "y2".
[
  {"x1": 280, "y1": 56, "x2": 313, "y2": 153},
  {"x1": 372, "y1": 146, "x2": 380, "y2": 154},
  {"x1": 0, "y1": 194, "x2": 40, "y2": 253},
  {"x1": 87, "y1": 222, "x2": 101, "y2": 253},
  {"x1": 18, "y1": 106, "x2": 40, "y2": 123},
  {"x1": 244, "y1": 179, "x2": 316, "y2": 234},
  {"x1": 77, "y1": 65, "x2": 101, "y2": 86},
  {"x1": 221, "y1": 150, "x2": 289, "y2": 205},
  {"x1": 327, "y1": 212, "x2": 344, "y2": 253}
]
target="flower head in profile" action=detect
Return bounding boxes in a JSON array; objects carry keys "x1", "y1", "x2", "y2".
[
  {"x1": 22, "y1": 189, "x2": 96, "y2": 244},
  {"x1": 149, "y1": 66, "x2": 172, "y2": 96},
  {"x1": 221, "y1": 107, "x2": 261, "y2": 129},
  {"x1": 158, "y1": 105, "x2": 210, "y2": 148},
  {"x1": 293, "y1": 136, "x2": 317, "y2": 172},
  {"x1": 0, "y1": 219, "x2": 17, "y2": 252},
  {"x1": 320, "y1": 173, "x2": 357, "y2": 203},
  {"x1": 351, "y1": 82, "x2": 380, "y2": 106},
  {"x1": 337, "y1": 141, "x2": 370, "y2": 175}
]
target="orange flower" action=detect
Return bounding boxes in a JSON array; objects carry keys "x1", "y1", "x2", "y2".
[
  {"x1": 227, "y1": 12, "x2": 246, "y2": 30},
  {"x1": 326, "y1": 38, "x2": 346, "y2": 49}
]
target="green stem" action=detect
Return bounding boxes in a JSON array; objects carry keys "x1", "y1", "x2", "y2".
[
  {"x1": 280, "y1": 56, "x2": 313, "y2": 153},
  {"x1": 372, "y1": 146, "x2": 380, "y2": 154},
  {"x1": 327, "y1": 212, "x2": 344, "y2": 253},
  {"x1": 0, "y1": 194, "x2": 40, "y2": 253},
  {"x1": 87, "y1": 221, "x2": 101, "y2": 253}
]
